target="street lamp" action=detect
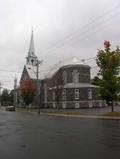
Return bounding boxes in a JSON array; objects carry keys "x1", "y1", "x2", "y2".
[{"x1": 28, "y1": 60, "x2": 42, "y2": 114}]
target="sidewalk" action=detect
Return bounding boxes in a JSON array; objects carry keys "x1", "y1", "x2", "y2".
[
  {"x1": 44, "y1": 113, "x2": 120, "y2": 120},
  {"x1": 15, "y1": 107, "x2": 120, "y2": 120}
]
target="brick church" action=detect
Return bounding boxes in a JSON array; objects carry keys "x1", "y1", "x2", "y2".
[{"x1": 20, "y1": 31, "x2": 105, "y2": 108}]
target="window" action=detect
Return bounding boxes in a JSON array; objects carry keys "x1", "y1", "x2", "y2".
[
  {"x1": 62, "y1": 102, "x2": 66, "y2": 109},
  {"x1": 75, "y1": 89, "x2": 79, "y2": 99},
  {"x1": 62, "y1": 89, "x2": 66, "y2": 100},
  {"x1": 88, "y1": 89, "x2": 92, "y2": 99},
  {"x1": 75, "y1": 102, "x2": 79, "y2": 108},
  {"x1": 72, "y1": 69, "x2": 79, "y2": 83},
  {"x1": 62, "y1": 71, "x2": 67, "y2": 84},
  {"x1": 52, "y1": 91, "x2": 55, "y2": 100},
  {"x1": 31, "y1": 59, "x2": 34, "y2": 65}
]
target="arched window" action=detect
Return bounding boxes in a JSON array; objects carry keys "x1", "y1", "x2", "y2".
[{"x1": 72, "y1": 69, "x2": 79, "y2": 83}]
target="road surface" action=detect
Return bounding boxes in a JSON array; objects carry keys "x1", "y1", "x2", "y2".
[{"x1": 0, "y1": 110, "x2": 120, "y2": 159}]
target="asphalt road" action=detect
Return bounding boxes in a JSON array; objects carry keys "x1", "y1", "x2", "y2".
[{"x1": 0, "y1": 110, "x2": 120, "y2": 159}]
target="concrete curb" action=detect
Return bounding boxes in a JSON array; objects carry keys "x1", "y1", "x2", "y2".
[
  {"x1": 15, "y1": 108, "x2": 120, "y2": 120},
  {"x1": 41, "y1": 112, "x2": 120, "y2": 120}
]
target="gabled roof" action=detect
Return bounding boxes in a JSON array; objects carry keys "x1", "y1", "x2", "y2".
[{"x1": 26, "y1": 64, "x2": 48, "y2": 80}]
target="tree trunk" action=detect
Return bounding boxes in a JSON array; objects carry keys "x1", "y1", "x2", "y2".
[
  {"x1": 57, "y1": 103, "x2": 59, "y2": 112},
  {"x1": 111, "y1": 101, "x2": 114, "y2": 112},
  {"x1": 56, "y1": 85, "x2": 60, "y2": 112}
]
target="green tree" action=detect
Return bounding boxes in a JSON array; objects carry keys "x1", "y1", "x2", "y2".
[
  {"x1": 1, "y1": 89, "x2": 10, "y2": 106},
  {"x1": 96, "y1": 41, "x2": 120, "y2": 112},
  {"x1": 9, "y1": 90, "x2": 14, "y2": 105},
  {"x1": 91, "y1": 76, "x2": 101, "y2": 86}
]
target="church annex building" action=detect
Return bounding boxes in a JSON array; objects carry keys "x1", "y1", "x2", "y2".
[{"x1": 20, "y1": 31, "x2": 105, "y2": 108}]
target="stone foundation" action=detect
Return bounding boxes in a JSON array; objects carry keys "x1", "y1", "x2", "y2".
[{"x1": 46, "y1": 100, "x2": 106, "y2": 109}]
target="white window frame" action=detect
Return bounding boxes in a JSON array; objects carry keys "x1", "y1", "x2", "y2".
[
  {"x1": 62, "y1": 89, "x2": 66, "y2": 100},
  {"x1": 52, "y1": 91, "x2": 55, "y2": 100},
  {"x1": 75, "y1": 89, "x2": 79, "y2": 99},
  {"x1": 88, "y1": 89, "x2": 92, "y2": 99},
  {"x1": 62, "y1": 71, "x2": 67, "y2": 84},
  {"x1": 53, "y1": 103, "x2": 56, "y2": 108},
  {"x1": 62, "y1": 102, "x2": 66, "y2": 109},
  {"x1": 75, "y1": 102, "x2": 79, "y2": 108},
  {"x1": 72, "y1": 69, "x2": 79, "y2": 83}
]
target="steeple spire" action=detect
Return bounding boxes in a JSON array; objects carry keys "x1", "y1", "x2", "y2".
[
  {"x1": 26, "y1": 29, "x2": 38, "y2": 66},
  {"x1": 28, "y1": 28, "x2": 35, "y2": 56}
]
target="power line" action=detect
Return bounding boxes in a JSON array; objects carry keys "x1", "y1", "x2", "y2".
[
  {"x1": 0, "y1": 3, "x2": 119, "y2": 85},
  {"x1": 41, "y1": 10, "x2": 120, "y2": 62},
  {"x1": 83, "y1": 57, "x2": 96, "y2": 64},
  {"x1": 62, "y1": 10, "x2": 120, "y2": 46},
  {"x1": 42, "y1": 4, "x2": 119, "y2": 52},
  {"x1": 0, "y1": 69, "x2": 21, "y2": 73},
  {"x1": 91, "y1": 65, "x2": 99, "y2": 69},
  {"x1": 0, "y1": 55, "x2": 96, "y2": 74},
  {"x1": 40, "y1": 4, "x2": 120, "y2": 59},
  {"x1": 69, "y1": 11, "x2": 120, "y2": 44}
]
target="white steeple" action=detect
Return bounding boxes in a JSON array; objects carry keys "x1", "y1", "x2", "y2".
[
  {"x1": 26, "y1": 29, "x2": 38, "y2": 66},
  {"x1": 28, "y1": 28, "x2": 35, "y2": 56}
]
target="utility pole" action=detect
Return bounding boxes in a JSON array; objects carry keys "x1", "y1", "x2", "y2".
[
  {"x1": 28, "y1": 59, "x2": 42, "y2": 114},
  {"x1": 36, "y1": 60, "x2": 42, "y2": 114},
  {"x1": 0, "y1": 82, "x2": 1, "y2": 109},
  {"x1": 14, "y1": 76, "x2": 17, "y2": 107}
]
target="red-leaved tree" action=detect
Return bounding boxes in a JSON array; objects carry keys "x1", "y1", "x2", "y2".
[{"x1": 21, "y1": 79, "x2": 37, "y2": 105}]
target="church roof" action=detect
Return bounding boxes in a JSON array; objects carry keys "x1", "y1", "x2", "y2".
[
  {"x1": 26, "y1": 64, "x2": 48, "y2": 80},
  {"x1": 61, "y1": 56, "x2": 87, "y2": 66},
  {"x1": 25, "y1": 57, "x2": 90, "y2": 80},
  {"x1": 46, "y1": 57, "x2": 90, "y2": 78}
]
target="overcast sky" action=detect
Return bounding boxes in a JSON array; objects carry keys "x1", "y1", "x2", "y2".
[{"x1": 0, "y1": 0, "x2": 120, "y2": 90}]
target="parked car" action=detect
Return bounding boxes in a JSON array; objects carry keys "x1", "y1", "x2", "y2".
[{"x1": 5, "y1": 106, "x2": 15, "y2": 111}]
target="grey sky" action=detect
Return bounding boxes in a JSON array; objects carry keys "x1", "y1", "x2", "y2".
[{"x1": 0, "y1": 0, "x2": 120, "y2": 90}]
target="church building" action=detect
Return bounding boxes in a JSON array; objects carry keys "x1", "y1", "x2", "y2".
[{"x1": 20, "y1": 31, "x2": 105, "y2": 108}]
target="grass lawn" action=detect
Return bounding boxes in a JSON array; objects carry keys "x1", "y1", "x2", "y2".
[
  {"x1": 103, "y1": 112, "x2": 120, "y2": 117},
  {"x1": 16, "y1": 108, "x2": 82, "y2": 115},
  {"x1": 46, "y1": 111, "x2": 82, "y2": 115}
]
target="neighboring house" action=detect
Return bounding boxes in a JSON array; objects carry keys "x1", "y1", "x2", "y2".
[{"x1": 19, "y1": 30, "x2": 105, "y2": 108}]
